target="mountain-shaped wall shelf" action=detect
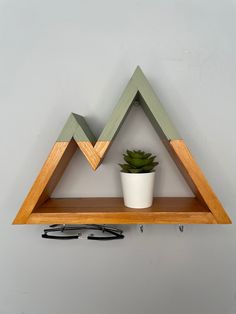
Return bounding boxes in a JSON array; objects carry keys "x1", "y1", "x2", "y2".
[{"x1": 13, "y1": 66, "x2": 231, "y2": 225}]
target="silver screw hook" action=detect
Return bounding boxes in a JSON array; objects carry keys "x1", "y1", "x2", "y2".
[
  {"x1": 139, "y1": 225, "x2": 144, "y2": 233},
  {"x1": 178, "y1": 225, "x2": 184, "y2": 232}
]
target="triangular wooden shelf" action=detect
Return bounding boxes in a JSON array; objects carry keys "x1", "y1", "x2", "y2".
[{"x1": 13, "y1": 66, "x2": 231, "y2": 225}]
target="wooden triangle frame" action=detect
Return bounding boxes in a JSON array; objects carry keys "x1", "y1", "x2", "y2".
[{"x1": 13, "y1": 66, "x2": 231, "y2": 224}]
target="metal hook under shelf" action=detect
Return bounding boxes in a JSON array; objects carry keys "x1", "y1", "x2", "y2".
[
  {"x1": 139, "y1": 225, "x2": 144, "y2": 233},
  {"x1": 178, "y1": 225, "x2": 184, "y2": 232}
]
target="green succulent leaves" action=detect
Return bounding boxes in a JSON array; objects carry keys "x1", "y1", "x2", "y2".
[{"x1": 119, "y1": 150, "x2": 159, "y2": 173}]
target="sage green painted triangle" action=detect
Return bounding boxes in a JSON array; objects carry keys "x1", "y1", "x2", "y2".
[
  {"x1": 73, "y1": 114, "x2": 96, "y2": 143},
  {"x1": 132, "y1": 66, "x2": 180, "y2": 140},
  {"x1": 57, "y1": 113, "x2": 78, "y2": 141},
  {"x1": 98, "y1": 76, "x2": 139, "y2": 141},
  {"x1": 57, "y1": 113, "x2": 96, "y2": 142},
  {"x1": 57, "y1": 66, "x2": 181, "y2": 144},
  {"x1": 97, "y1": 66, "x2": 181, "y2": 142}
]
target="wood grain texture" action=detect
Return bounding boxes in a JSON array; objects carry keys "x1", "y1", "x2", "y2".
[
  {"x1": 94, "y1": 141, "x2": 111, "y2": 158},
  {"x1": 56, "y1": 66, "x2": 181, "y2": 165},
  {"x1": 13, "y1": 66, "x2": 231, "y2": 225},
  {"x1": 27, "y1": 197, "x2": 216, "y2": 224},
  {"x1": 77, "y1": 141, "x2": 101, "y2": 170},
  {"x1": 13, "y1": 140, "x2": 77, "y2": 224},
  {"x1": 170, "y1": 140, "x2": 231, "y2": 224}
]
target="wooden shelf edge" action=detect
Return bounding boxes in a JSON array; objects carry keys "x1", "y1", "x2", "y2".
[
  {"x1": 12, "y1": 197, "x2": 226, "y2": 225},
  {"x1": 26, "y1": 211, "x2": 217, "y2": 225},
  {"x1": 12, "y1": 67, "x2": 231, "y2": 226},
  {"x1": 13, "y1": 197, "x2": 231, "y2": 225}
]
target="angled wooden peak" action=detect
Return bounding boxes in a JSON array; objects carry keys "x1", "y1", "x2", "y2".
[{"x1": 13, "y1": 66, "x2": 231, "y2": 225}]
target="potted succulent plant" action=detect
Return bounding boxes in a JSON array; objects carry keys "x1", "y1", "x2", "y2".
[{"x1": 119, "y1": 150, "x2": 159, "y2": 208}]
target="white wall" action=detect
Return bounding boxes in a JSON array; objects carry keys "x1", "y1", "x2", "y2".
[{"x1": 1, "y1": 1, "x2": 236, "y2": 313}]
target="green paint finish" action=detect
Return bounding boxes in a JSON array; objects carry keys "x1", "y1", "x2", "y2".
[
  {"x1": 57, "y1": 113, "x2": 78, "y2": 141},
  {"x1": 98, "y1": 65, "x2": 180, "y2": 142},
  {"x1": 57, "y1": 66, "x2": 181, "y2": 145},
  {"x1": 138, "y1": 93, "x2": 169, "y2": 143},
  {"x1": 133, "y1": 66, "x2": 181, "y2": 140},
  {"x1": 72, "y1": 114, "x2": 96, "y2": 143},
  {"x1": 57, "y1": 113, "x2": 96, "y2": 142},
  {"x1": 98, "y1": 78, "x2": 138, "y2": 141}
]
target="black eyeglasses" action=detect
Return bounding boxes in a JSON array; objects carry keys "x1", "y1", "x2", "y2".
[{"x1": 42, "y1": 224, "x2": 124, "y2": 241}]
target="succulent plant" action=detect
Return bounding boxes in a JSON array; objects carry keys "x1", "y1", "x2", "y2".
[{"x1": 119, "y1": 149, "x2": 159, "y2": 173}]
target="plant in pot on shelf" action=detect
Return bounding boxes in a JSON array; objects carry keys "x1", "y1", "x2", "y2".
[{"x1": 119, "y1": 150, "x2": 159, "y2": 208}]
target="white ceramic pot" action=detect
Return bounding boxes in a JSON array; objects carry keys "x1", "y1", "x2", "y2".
[{"x1": 120, "y1": 172, "x2": 156, "y2": 208}]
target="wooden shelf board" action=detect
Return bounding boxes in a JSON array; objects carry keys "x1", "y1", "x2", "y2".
[
  {"x1": 27, "y1": 197, "x2": 216, "y2": 224},
  {"x1": 13, "y1": 67, "x2": 231, "y2": 225}
]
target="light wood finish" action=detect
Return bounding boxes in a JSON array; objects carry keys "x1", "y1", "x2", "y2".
[
  {"x1": 170, "y1": 140, "x2": 231, "y2": 224},
  {"x1": 56, "y1": 113, "x2": 100, "y2": 170},
  {"x1": 77, "y1": 141, "x2": 101, "y2": 170},
  {"x1": 13, "y1": 141, "x2": 77, "y2": 224},
  {"x1": 94, "y1": 141, "x2": 111, "y2": 158},
  {"x1": 13, "y1": 66, "x2": 231, "y2": 225},
  {"x1": 26, "y1": 197, "x2": 216, "y2": 224}
]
